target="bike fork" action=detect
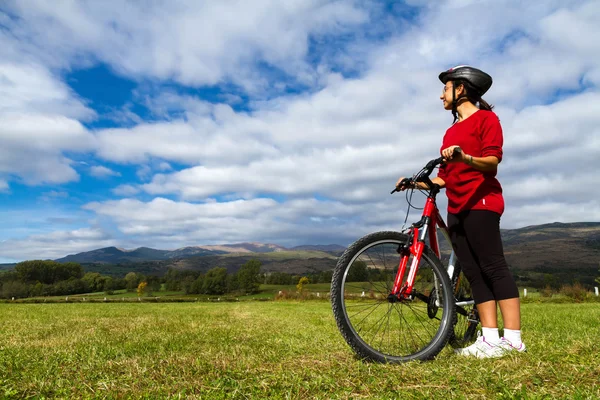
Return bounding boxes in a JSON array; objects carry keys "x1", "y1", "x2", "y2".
[{"x1": 391, "y1": 228, "x2": 426, "y2": 300}]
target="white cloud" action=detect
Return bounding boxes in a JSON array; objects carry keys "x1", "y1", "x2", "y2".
[
  {"x1": 0, "y1": 227, "x2": 116, "y2": 261},
  {"x1": 83, "y1": 196, "x2": 386, "y2": 248},
  {"x1": 0, "y1": 62, "x2": 95, "y2": 120},
  {"x1": 112, "y1": 184, "x2": 140, "y2": 197},
  {"x1": 3, "y1": 0, "x2": 370, "y2": 91},
  {"x1": 90, "y1": 165, "x2": 121, "y2": 178},
  {"x1": 136, "y1": 165, "x2": 152, "y2": 181},
  {"x1": 39, "y1": 191, "x2": 69, "y2": 202},
  {"x1": 140, "y1": 144, "x2": 413, "y2": 201},
  {"x1": 157, "y1": 162, "x2": 172, "y2": 171},
  {"x1": 503, "y1": 201, "x2": 600, "y2": 229},
  {"x1": 0, "y1": 62, "x2": 96, "y2": 186}
]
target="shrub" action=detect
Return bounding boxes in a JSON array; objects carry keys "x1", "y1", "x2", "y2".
[
  {"x1": 137, "y1": 281, "x2": 148, "y2": 297},
  {"x1": 540, "y1": 285, "x2": 554, "y2": 298},
  {"x1": 296, "y1": 277, "x2": 310, "y2": 293},
  {"x1": 559, "y1": 283, "x2": 588, "y2": 302},
  {"x1": 274, "y1": 290, "x2": 328, "y2": 301}
]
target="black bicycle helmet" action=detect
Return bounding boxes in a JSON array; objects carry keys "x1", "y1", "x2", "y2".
[
  {"x1": 439, "y1": 65, "x2": 493, "y2": 123},
  {"x1": 439, "y1": 65, "x2": 492, "y2": 96}
]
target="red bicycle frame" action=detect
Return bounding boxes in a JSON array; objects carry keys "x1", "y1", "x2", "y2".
[
  {"x1": 388, "y1": 149, "x2": 465, "y2": 300},
  {"x1": 391, "y1": 193, "x2": 450, "y2": 299}
]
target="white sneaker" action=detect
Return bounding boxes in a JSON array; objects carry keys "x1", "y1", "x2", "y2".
[
  {"x1": 455, "y1": 333, "x2": 504, "y2": 359},
  {"x1": 498, "y1": 337, "x2": 527, "y2": 353}
]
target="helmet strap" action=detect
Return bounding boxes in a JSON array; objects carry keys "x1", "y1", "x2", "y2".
[
  {"x1": 451, "y1": 83, "x2": 458, "y2": 124},
  {"x1": 451, "y1": 82, "x2": 468, "y2": 123}
]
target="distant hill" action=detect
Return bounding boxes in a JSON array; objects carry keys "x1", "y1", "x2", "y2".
[
  {"x1": 168, "y1": 250, "x2": 338, "y2": 275},
  {"x1": 54, "y1": 242, "x2": 339, "y2": 264},
  {"x1": 500, "y1": 222, "x2": 600, "y2": 283},
  {"x1": 55, "y1": 243, "x2": 293, "y2": 264},
  {"x1": 55, "y1": 246, "x2": 226, "y2": 264},
  {"x1": 194, "y1": 242, "x2": 288, "y2": 253},
  {"x1": 2, "y1": 222, "x2": 599, "y2": 286},
  {"x1": 290, "y1": 244, "x2": 346, "y2": 254},
  {"x1": 0, "y1": 263, "x2": 15, "y2": 272}
]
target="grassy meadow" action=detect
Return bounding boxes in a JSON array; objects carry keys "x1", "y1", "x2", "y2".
[{"x1": 1, "y1": 301, "x2": 599, "y2": 399}]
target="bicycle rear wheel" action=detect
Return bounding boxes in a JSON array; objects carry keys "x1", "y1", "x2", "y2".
[
  {"x1": 331, "y1": 231, "x2": 456, "y2": 363},
  {"x1": 449, "y1": 265, "x2": 479, "y2": 348}
]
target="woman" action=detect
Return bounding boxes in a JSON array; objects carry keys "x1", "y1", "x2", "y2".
[{"x1": 396, "y1": 65, "x2": 525, "y2": 358}]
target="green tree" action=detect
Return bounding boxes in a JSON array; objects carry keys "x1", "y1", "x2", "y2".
[
  {"x1": 137, "y1": 281, "x2": 148, "y2": 297},
  {"x1": 202, "y1": 267, "x2": 228, "y2": 295},
  {"x1": 125, "y1": 272, "x2": 139, "y2": 291},
  {"x1": 0, "y1": 281, "x2": 30, "y2": 299},
  {"x1": 189, "y1": 274, "x2": 202, "y2": 294},
  {"x1": 15, "y1": 260, "x2": 83, "y2": 284},
  {"x1": 237, "y1": 259, "x2": 261, "y2": 294},
  {"x1": 146, "y1": 275, "x2": 162, "y2": 294},
  {"x1": 82, "y1": 272, "x2": 104, "y2": 292},
  {"x1": 347, "y1": 261, "x2": 368, "y2": 282},
  {"x1": 53, "y1": 278, "x2": 86, "y2": 296},
  {"x1": 182, "y1": 275, "x2": 197, "y2": 295},
  {"x1": 296, "y1": 276, "x2": 310, "y2": 293},
  {"x1": 104, "y1": 277, "x2": 114, "y2": 295},
  {"x1": 227, "y1": 273, "x2": 239, "y2": 293},
  {"x1": 265, "y1": 272, "x2": 294, "y2": 285}
]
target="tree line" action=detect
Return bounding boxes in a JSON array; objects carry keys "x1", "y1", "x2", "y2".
[
  {"x1": 0, "y1": 259, "x2": 385, "y2": 300},
  {"x1": 0, "y1": 259, "x2": 266, "y2": 299},
  {"x1": 0, "y1": 260, "x2": 161, "y2": 299},
  {"x1": 164, "y1": 259, "x2": 262, "y2": 295}
]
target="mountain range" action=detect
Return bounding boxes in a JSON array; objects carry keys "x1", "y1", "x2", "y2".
[
  {"x1": 53, "y1": 243, "x2": 347, "y2": 264},
  {"x1": 1, "y1": 222, "x2": 599, "y2": 285}
]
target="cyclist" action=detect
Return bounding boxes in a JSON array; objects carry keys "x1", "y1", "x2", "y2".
[{"x1": 396, "y1": 65, "x2": 525, "y2": 358}]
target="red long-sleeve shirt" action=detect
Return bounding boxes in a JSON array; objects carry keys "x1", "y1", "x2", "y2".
[{"x1": 437, "y1": 110, "x2": 505, "y2": 215}]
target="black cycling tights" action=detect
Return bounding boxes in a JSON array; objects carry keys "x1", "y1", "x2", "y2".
[{"x1": 448, "y1": 210, "x2": 519, "y2": 304}]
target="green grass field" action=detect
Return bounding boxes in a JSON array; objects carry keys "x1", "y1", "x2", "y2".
[{"x1": 1, "y1": 301, "x2": 599, "y2": 399}]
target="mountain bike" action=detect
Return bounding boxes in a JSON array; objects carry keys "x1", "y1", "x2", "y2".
[{"x1": 330, "y1": 148, "x2": 480, "y2": 363}]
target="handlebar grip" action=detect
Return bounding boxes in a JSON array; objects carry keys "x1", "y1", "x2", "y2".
[
  {"x1": 391, "y1": 178, "x2": 413, "y2": 194},
  {"x1": 453, "y1": 147, "x2": 462, "y2": 155}
]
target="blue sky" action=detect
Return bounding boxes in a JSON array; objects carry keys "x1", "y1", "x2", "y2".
[{"x1": 1, "y1": 0, "x2": 599, "y2": 262}]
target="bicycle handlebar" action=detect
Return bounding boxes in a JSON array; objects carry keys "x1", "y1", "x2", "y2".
[{"x1": 391, "y1": 147, "x2": 462, "y2": 194}]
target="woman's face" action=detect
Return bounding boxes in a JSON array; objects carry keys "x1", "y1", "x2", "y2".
[{"x1": 440, "y1": 82, "x2": 454, "y2": 110}]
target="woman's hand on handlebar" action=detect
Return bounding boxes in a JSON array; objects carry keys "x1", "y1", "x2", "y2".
[
  {"x1": 441, "y1": 145, "x2": 465, "y2": 163},
  {"x1": 394, "y1": 176, "x2": 414, "y2": 192}
]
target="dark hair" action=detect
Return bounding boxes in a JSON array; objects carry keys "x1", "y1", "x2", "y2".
[{"x1": 454, "y1": 79, "x2": 494, "y2": 111}]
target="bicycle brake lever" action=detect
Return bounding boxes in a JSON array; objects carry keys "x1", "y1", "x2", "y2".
[{"x1": 391, "y1": 178, "x2": 413, "y2": 194}]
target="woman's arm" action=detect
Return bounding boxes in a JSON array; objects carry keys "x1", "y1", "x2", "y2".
[
  {"x1": 463, "y1": 154, "x2": 499, "y2": 172},
  {"x1": 441, "y1": 145, "x2": 499, "y2": 172},
  {"x1": 415, "y1": 176, "x2": 446, "y2": 190}
]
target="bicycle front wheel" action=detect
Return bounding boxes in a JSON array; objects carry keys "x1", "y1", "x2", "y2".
[{"x1": 331, "y1": 231, "x2": 456, "y2": 363}]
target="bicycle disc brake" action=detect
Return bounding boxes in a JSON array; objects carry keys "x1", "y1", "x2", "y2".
[{"x1": 427, "y1": 287, "x2": 439, "y2": 318}]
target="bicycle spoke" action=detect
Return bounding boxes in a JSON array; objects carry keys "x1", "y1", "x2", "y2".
[
  {"x1": 364, "y1": 305, "x2": 393, "y2": 346},
  {"x1": 396, "y1": 302, "x2": 424, "y2": 351},
  {"x1": 354, "y1": 302, "x2": 385, "y2": 333},
  {"x1": 347, "y1": 302, "x2": 382, "y2": 319},
  {"x1": 377, "y1": 304, "x2": 393, "y2": 351}
]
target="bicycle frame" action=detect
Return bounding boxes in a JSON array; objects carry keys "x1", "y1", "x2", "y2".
[
  {"x1": 388, "y1": 149, "x2": 475, "y2": 313},
  {"x1": 390, "y1": 191, "x2": 465, "y2": 308}
]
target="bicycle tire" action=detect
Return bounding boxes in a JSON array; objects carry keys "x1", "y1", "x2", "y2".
[
  {"x1": 331, "y1": 231, "x2": 456, "y2": 363},
  {"x1": 449, "y1": 264, "x2": 480, "y2": 348}
]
